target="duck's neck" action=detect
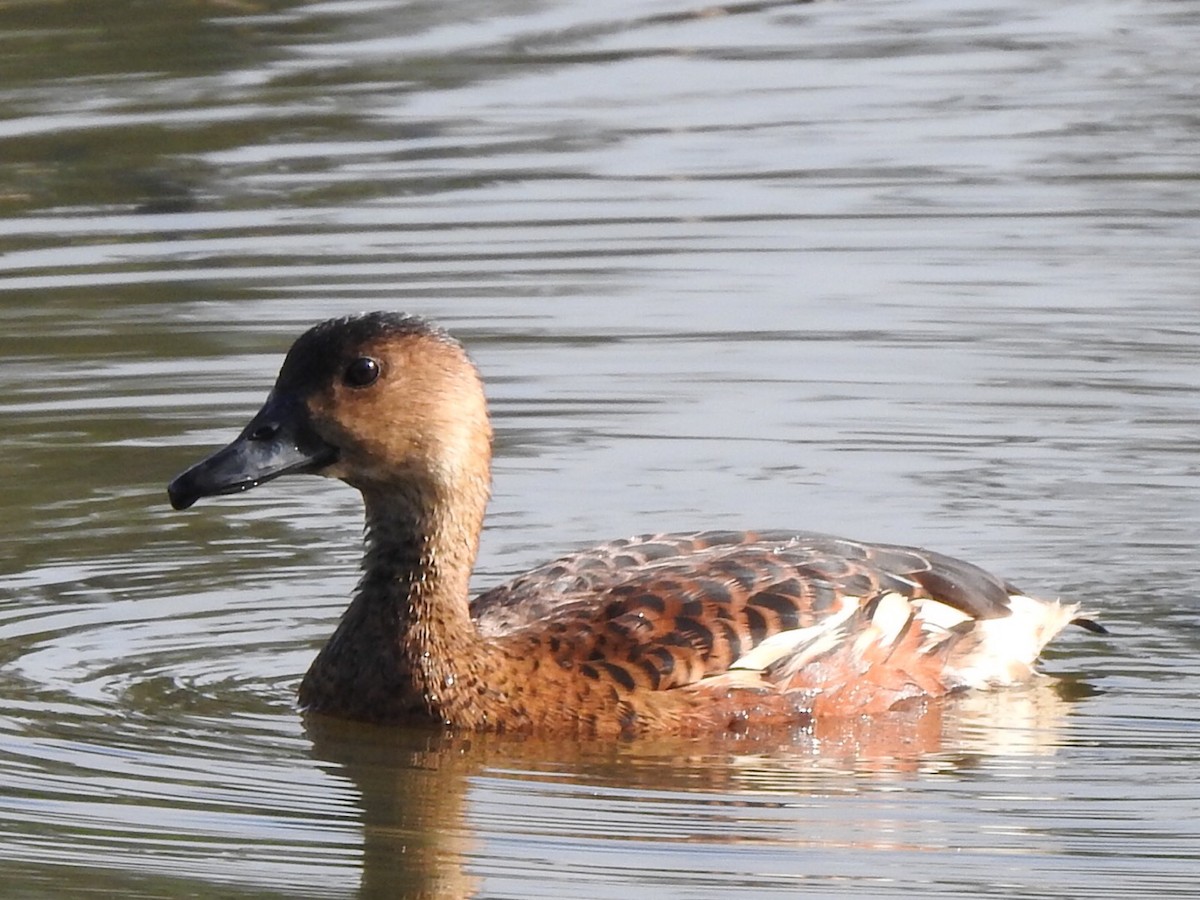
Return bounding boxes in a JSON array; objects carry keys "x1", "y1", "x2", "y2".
[
  {"x1": 366, "y1": 474, "x2": 487, "y2": 662},
  {"x1": 364, "y1": 483, "x2": 478, "y2": 623},
  {"x1": 301, "y1": 473, "x2": 494, "y2": 725}
]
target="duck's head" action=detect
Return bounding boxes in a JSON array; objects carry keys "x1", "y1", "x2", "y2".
[{"x1": 168, "y1": 312, "x2": 492, "y2": 511}]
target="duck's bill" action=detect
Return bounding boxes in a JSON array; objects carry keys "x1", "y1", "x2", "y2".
[{"x1": 167, "y1": 394, "x2": 337, "y2": 511}]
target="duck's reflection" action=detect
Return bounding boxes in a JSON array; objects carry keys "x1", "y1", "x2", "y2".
[{"x1": 305, "y1": 678, "x2": 1087, "y2": 899}]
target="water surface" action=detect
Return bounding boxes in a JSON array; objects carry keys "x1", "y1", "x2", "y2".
[{"x1": 1, "y1": 0, "x2": 1198, "y2": 897}]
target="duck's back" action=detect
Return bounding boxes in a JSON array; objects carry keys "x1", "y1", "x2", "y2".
[{"x1": 470, "y1": 530, "x2": 1084, "y2": 722}]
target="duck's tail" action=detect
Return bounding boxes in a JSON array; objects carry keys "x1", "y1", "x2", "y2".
[{"x1": 720, "y1": 590, "x2": 1101, "y2": 718}]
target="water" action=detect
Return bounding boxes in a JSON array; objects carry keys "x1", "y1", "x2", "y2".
[{"x1": 1, "y1": 0, "x2": 1198, "y2": 896}]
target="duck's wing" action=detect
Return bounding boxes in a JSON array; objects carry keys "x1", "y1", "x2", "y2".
[
  {"x1": 470, "y1": 530, "x2": 846, "y2": 636},
  {"x1": 472, "y1": 530, "x2": 1016, "y2": 631},
  {"x1": 472, "y1": 528, "x2": 1094, "y2": 710}
]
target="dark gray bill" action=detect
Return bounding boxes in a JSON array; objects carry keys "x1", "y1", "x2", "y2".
[{"x1": 168, "y1": 392, "x2": 337, "y2": 510}]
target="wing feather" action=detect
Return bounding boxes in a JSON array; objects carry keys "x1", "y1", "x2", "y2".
[{"x1": 472, "y1": 530, "x2": 1045, "y2": 696}]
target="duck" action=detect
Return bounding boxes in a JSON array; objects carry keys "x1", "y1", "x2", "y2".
[{"x1": 167, "y1": 312, "x2": 1104, "y2": 738}]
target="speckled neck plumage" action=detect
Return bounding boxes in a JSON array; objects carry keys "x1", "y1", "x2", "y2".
[{"x1": 298, "y1": 477, "x2": 498, "y2": 727}]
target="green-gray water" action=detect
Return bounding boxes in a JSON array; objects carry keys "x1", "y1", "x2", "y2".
[{"x1": 1, "y1": 1, "x2": 1197, "y2": 896}]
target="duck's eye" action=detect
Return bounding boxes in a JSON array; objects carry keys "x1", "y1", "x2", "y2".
[{"x1": 343, "y1": 357, "x2": 380, "y2": 388}]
